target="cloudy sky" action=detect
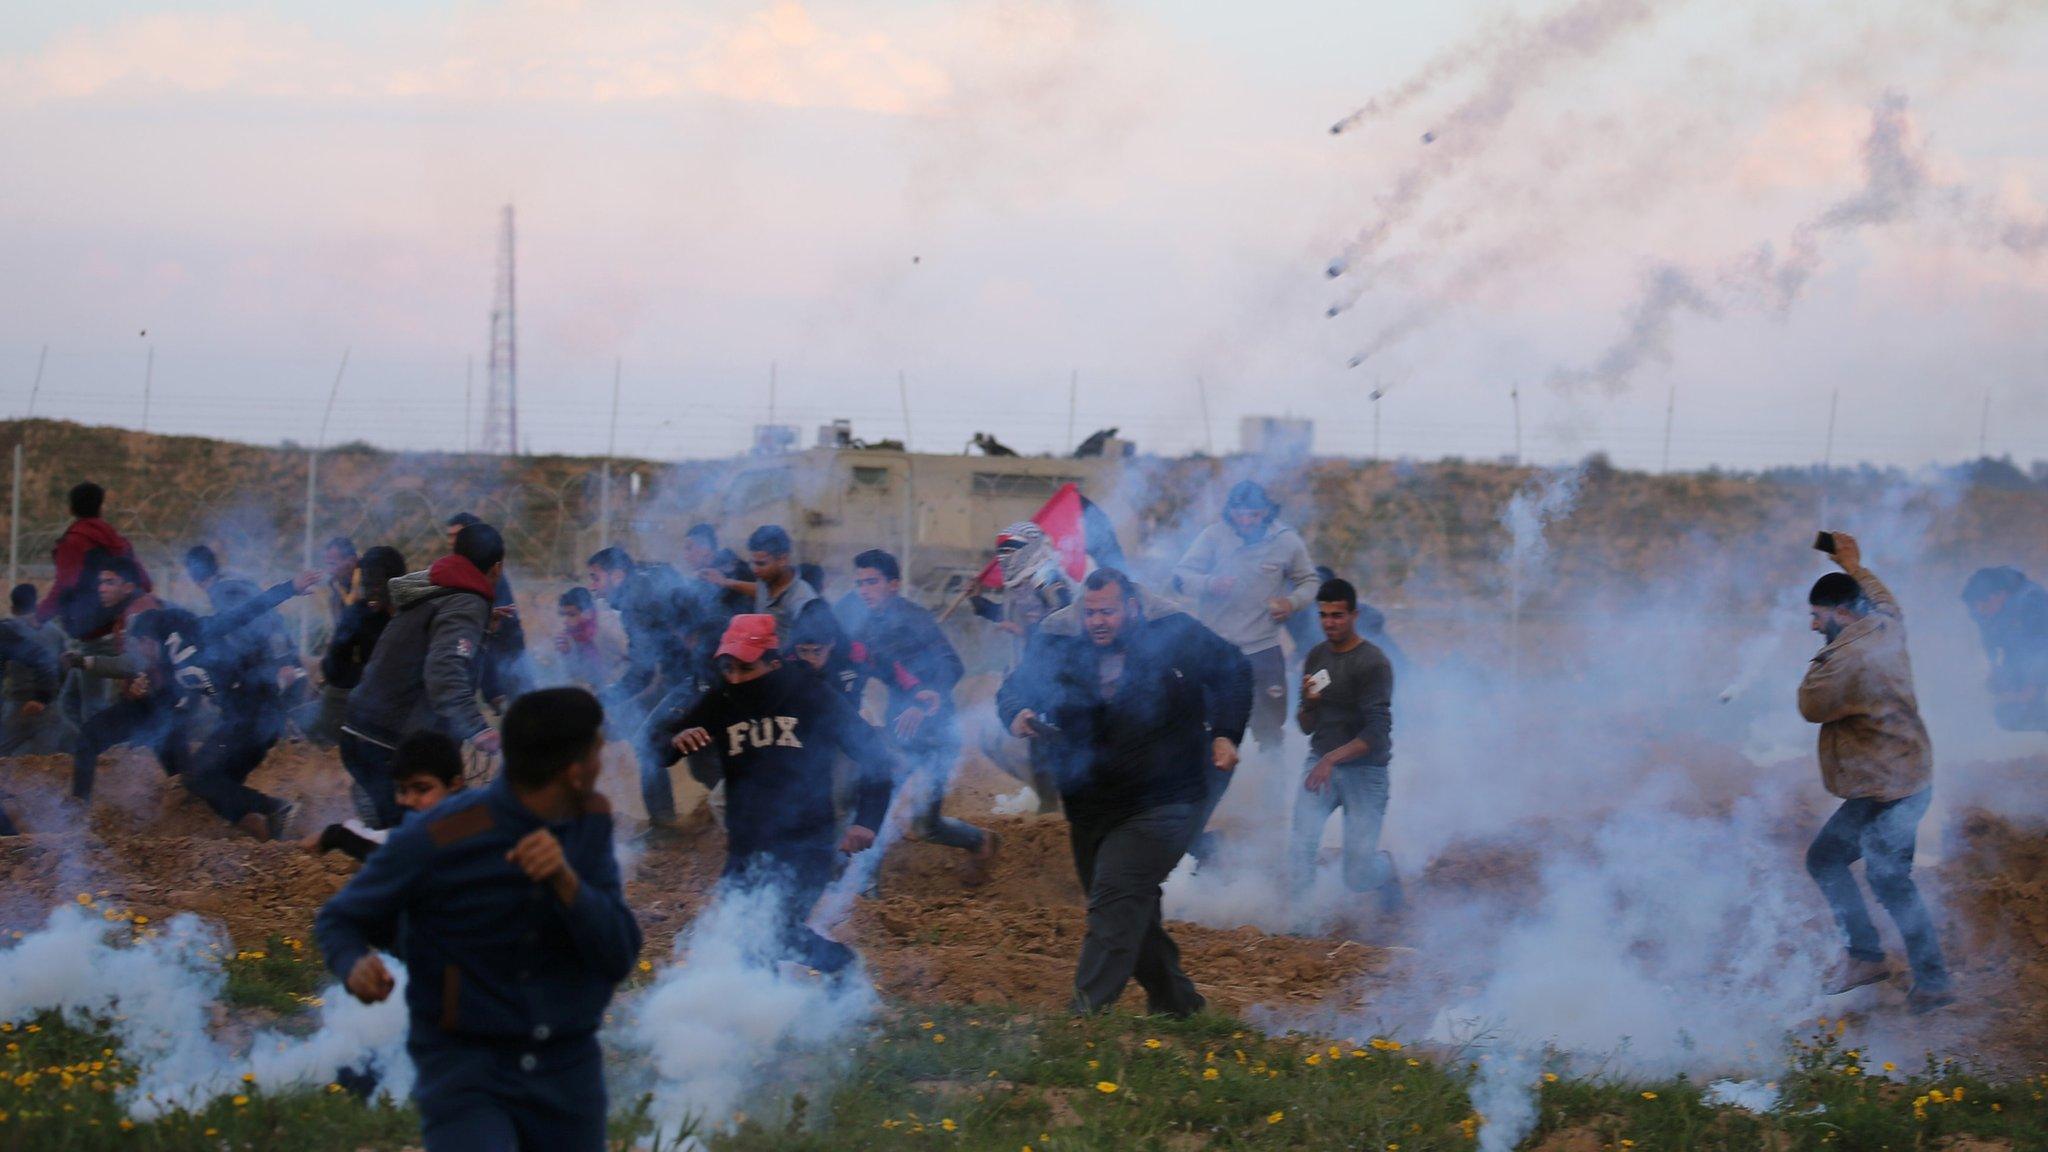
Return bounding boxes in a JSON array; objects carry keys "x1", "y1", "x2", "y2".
[{"x1": 1, "y1": 0, "x2": 2044, "y2": 469}]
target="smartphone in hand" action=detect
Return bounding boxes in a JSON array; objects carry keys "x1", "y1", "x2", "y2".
[{"x1": 1813, "y1": 531, "x2": 1836, "y2": 555}]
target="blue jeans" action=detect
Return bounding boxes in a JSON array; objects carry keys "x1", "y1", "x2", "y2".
[
  {"x1": 1288, "y1": 759, "x2": 1390, "y2": 895},
  {"x1": 1806, "y1": 788, "x2": 1950, "y2": 991}
]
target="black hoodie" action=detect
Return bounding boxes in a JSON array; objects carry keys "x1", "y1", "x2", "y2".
[{"x1": 672, "y1": 663, "x2": 893, "y2": 859}]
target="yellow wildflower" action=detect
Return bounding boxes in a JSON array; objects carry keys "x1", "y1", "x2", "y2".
[
  {"x1": 1543, "y1": 1072, "x2": 1559, "y2": 1083},
  {"x1": 1203, "y1": 1068, "x2": 1219, "y2": 1081},
  {"x1": 232, "y1": 1095, "x2": 248, "y2": 1106},
  {"x1": 1144, "y1": 1039, "x2": 1162, "y2": 1050},
  {"x1": 1095, "y1": 1081, "x2": 1118, "y2": 1094},
  {"x1": 941, "y1": 1118, "x2": 957, "y2": 1132},
  {"x1": 1641, "y1": 1091, "x2": 1658, "y2": 1100},
  {"x1": 1267, "y1": 1111, "x2": 1285, "y2": 1124}
]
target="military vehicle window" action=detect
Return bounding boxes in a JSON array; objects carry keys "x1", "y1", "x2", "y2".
[
  {"x1": 971, "y1": 472, "x2": 1081, "y2": 498},
  {"x1": 851, "y1": 466, "x2": 892, "y2": 489}
]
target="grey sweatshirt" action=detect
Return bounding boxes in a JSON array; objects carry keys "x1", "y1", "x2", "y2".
[{"x1": 1171, "y1": 521, "x2": 1318, "y2": 654}]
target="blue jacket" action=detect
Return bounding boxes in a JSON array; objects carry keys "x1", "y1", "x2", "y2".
[{"x1": 313, "y1": 777, "x2": 642, "y2": 1044}]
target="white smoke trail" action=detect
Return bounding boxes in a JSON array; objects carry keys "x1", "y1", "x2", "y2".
[
  {"x1": 620, "y1": 883, "x2": 879, "y2": 1143},
  {"x1": 1552, "y1": 90, "x2": 2045, "y2": 393},
  {"x1": 0, "y1": 904, "x2": 412, "y2": 1119},
  {"x1": 1469, "y1": 1048, "x2": 1542, "y2": 1152},
  {"x1": 1328, "y1": 0, "x2": 1672, "y2": 277}
]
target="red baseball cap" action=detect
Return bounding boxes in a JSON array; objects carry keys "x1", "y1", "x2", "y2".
[{"x1": 716, "y1": 614, "x2": 779, "y2": 663}]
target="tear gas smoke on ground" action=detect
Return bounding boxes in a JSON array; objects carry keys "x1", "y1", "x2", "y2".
[
  {"x1": 1127, "y1": 455, "x2": 2034, "y2": 1150},
  {"x1": 617, "y1": 882, "x2": 879, "y2": 1144},
  {"x1": 0, "y1": 904, "x2": 411, "y2": 1119}
]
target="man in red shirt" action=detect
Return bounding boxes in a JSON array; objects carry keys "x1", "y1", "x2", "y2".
[{"x1": 41, "y1": 482, "x2": 150, "y2": 730}]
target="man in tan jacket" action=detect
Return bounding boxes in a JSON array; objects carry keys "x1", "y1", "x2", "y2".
[{"x1": 1798, "y1": 532, "x2": 1952, "y2": 1012}]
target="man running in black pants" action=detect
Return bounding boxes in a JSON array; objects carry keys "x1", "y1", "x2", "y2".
[
  {"x1": 342, "y1": 523, "x2": 503, "y2": 828},
  {"x1": 851, "y1": 548, "x2": 998, "y2": 884},
  {"x1": 670, "y1": 615, "x2": 893, "y2": 974},
  {"x1": 587, "y1": 547, "x2": 706, "y2": 830},
  {"x1": 125, "y1": 570, "x2": 323, "y2": 838},
  {"x1": 997, "y1": 568, "x2": 1250, "y2": 1017}
]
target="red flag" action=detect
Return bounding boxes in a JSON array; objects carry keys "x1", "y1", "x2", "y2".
[{"x1": 978, "y1": 482, "x2": 1088, "y2": 588}]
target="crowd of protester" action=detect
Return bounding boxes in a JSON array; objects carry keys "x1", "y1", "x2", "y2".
[{"x1": 0, "y1": 473, "x2": 2032, "y2": 1147}]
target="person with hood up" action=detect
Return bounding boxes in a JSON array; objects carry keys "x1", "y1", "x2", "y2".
[
  {"x1": 1961, "y1": 566, "x2": 2048, "y2": 732},
  {"x1": 313, "y1": 546, "x2": 407, "y2": 750},
  {"x1": 341, "y1": 523, "x2": 504, "y2": 829},
  {"x1": 1799, "y1": 532, "x2": 1952, "y2": 1013},
  {"x1": 1172, "y1": 481, "x2": 1319, "y2": 756},
  {"x1": 997, "y1": 568, "x2": 1251, "y2": 1017},
  {"x1": 123, "y1": 569, "x2": 323, "y2": 839},
  {"x1": 668, "y1": 615, "x2": 894, "y2": 974}
]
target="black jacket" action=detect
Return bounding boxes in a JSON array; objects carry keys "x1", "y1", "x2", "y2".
[
  {"x1": 127, "y1": 580, "x2": 304, "y2": 725},
  {"x1": 996, "y1": 593, "x2": 1251, "y2": 827},
  {"x1": 321, "y1": 600, "x2": 391, "y2": 691},
  {"x1": 344, "y1": 557, "x2": 493, "y2": 745},
  {"x1": 1978, "y1": 578, "x2": 2048, "y2": 693},
  {"x1": 607, "y1": 563, "x2": 708, "y2": 703},
  {"x1": 855, "y1": 596, "x2": 964, "y2": 751},
  {"x1": 674, "y1": 664, "x2": 894, "y2": 859}
]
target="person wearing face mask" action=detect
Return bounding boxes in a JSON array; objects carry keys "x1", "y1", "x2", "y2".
[{"x1": 1799, "y1": 531, "x2": 1951, "y2": 1014}]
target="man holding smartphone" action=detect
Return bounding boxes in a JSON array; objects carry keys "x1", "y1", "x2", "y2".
[{"x1": 1288, "y1": 578, "x2": 1398, "y2": 914}]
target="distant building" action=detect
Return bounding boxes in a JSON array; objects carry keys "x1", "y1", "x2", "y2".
[{"x1": 1241, "y1": 416, "x2": 1313, "y2": 458}]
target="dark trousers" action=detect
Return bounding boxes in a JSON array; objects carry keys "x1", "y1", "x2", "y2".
[
  {"x1": 1187, "y1": 764, "x2": 1233, "y2": 867},
  {"x1": 183, "y1": 709, "x2": 285, "y2": 824},
  {"x1": 411, "y1": 1032, "x2": 606, "y2": 1152},
  {"x1": 901, "y1": 738, "x2": 985, "y2": 853},
  {"x1": 72, "y1": 697, "x2": 189, "y2": 800},
  {"x1": 723, "y1": 845, "x2": 853, "y2": 973},
  {"x1": 0, "y1": 698, "x2": 72, "y2": 756},
  {"x1": 1245, "y1": 645, "x2": 1288, "y2": 753},
  {"x1": 1069, "y1": 802, "x2": 1204, "y2": 1017},
  {"x1": 339, "y1": 729, "x2": 402, "y2": 829},
  {"x1": 1806, "y1": 788, "x2": 1951, "y2": 991}
]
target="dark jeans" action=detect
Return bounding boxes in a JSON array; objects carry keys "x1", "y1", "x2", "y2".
[
  {"x1": 0, "y1": 698, "x2": 72, "y2": 756},
  {"x1": 723, "y1": 845, "x2": 853, "y2": 974},
  {"x1": 183, "y1": 710, "x2": 286, "y2": 825},
  {"x1": 1069, "y1": 802, "x2": 1205, "y2": 1017},
  {"x1": 411, "y1": 1032, "x2": 606, "y2": 1152},
  {"x1": 1806, "y1": 788, "x2": 1950, "y2": 991},
  {"x1": 1187, "y1": 763, "x2": 1233, "y2": 867},
  {"x1": 72, "y1": 697, "x2": 190, "y2": 800},
  {"x1": 901, "y1": 738, "x2": 985, "y2": 853},
  {"x1": 1245, "y1": 645, "x2": 1287, "y2": 753},
  {"x1": 339, "y1": 729, "x2": 402, "y2": 829}
]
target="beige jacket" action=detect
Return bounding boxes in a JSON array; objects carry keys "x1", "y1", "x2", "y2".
[{"x1": 1797, "y1": 566, "x2": 1933, "y2": 801}]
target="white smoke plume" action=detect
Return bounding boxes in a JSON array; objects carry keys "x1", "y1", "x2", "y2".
[
  {"x1": 1551, "y1": 89, "x2": 2045, "y2": 393},
  {"x1": 618, "y1": 882, "x2": 879, "y2": 1143},
  {"x1": 0, "y1": 904, "x2": 411, "y2": 1119}
]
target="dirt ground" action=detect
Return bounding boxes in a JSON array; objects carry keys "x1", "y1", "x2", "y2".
[{"x1": 2, "y1": 738, "x2": 2046, "y2": 1071}]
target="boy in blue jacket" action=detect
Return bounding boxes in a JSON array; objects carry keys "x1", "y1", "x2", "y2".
[{"x1": 315, "y1": 687, "x2": 641, "y2": 1151}]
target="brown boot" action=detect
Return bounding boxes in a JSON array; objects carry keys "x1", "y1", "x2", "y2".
[{"x1": 960, "y1": 831, "x2": 1001, "y2": 888}]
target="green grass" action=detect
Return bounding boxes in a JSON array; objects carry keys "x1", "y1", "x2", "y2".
[
  {"x1": 0, "y1": 1003, "x2": 2042, "y2": 1151},
  {"x1": 219, "y1": 934, "x2": 328, "y2": 1015}
]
